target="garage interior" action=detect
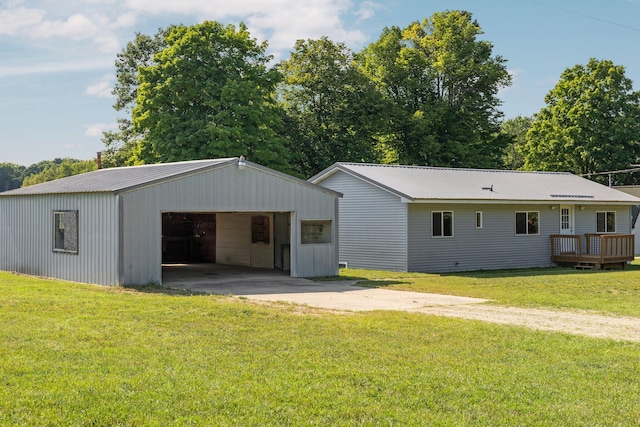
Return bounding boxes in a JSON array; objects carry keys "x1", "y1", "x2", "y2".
[{"x1": 161, "y1": 211, "x2": 291, "y2": 281}]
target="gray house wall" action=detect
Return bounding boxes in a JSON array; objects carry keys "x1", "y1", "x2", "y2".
[
  {"x1": 119, "y1": 163, "x2": 338, "y2": 284},
  {"x1": 0, "y1": 193, "x2": 120, "y2": 284},
  {"x1": 408, "y1": 203, "x2": 633, "y2": 273},
  {"x1": 408, "y1": 203, "x2": 557, "y2": 272},
  {"x1": 319, "y1": 170, "x2": 408, "y2": 271}
]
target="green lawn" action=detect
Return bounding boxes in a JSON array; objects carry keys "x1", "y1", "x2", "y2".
[
  {"x1": 339, "y1": 261, "x2": 640, "y2": 317},
  {"x1": 1, "y1": 270, "x2": 640, "y2": 425}
]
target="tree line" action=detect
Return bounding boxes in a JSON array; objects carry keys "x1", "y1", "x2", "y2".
[
  {"x1": 3, "y1": 9, "x2": 640, "y2": 192},
  {"x1": 102, "y1": 11, "x2": 512, "y2": 178}
]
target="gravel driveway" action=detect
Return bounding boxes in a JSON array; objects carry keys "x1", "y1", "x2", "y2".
[{"x1": 167, "y1": 273, "x2": 640, "y2": 342}]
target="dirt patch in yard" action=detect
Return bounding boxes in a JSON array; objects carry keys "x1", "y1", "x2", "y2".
[{"x1": 410, "y1": 304, "x2": 640, "y2": 342}]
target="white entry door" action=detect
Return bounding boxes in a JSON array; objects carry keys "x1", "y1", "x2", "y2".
[
  {"x1": 559, "y1": 205, "x2": 575, "y2": 253},
  {"x1": 560, "y1": 205, "x2": 574, "y2": 235}
]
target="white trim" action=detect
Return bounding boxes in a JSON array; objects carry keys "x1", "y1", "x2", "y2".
[
  {"x1": 431, "y1": 210, "x2": 454, "y2": 238},
  {"x1": 596, "y1": 211, "x2": 617, "y2": 233},
  {"x1": 515, "y1": 211, "x2": 540, "y2": 236}
]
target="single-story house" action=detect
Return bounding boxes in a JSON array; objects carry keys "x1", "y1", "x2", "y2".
[
  {"x1": 0, "y1": 158, "x2": 340, "y2": 285},
  {"x1": 310, "y1": 163, "x2": 640, "y2": 272}
]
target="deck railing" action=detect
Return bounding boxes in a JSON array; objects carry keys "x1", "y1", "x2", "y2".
[{"x1": 551, "y1": 234, "x2": 635, "y2": 266}]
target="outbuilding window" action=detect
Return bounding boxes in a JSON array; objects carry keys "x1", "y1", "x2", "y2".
[
  {"x1": 515, "y1": 211, "x2": 539, "y2": 235},
  {"x1": 432, "y1": 211, "x2": 454, "y2": 237},
  {"x1": 53, "y1": 210, "x2": 78, "y2": 253},
  {"x1": 596, "y1": 211, "x2": 616, "y2": 233},
  {"x1": 301, "y1": 220, "x2": 332, "y2": 244}
]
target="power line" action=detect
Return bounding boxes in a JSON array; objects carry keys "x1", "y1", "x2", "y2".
[{"x1": 530, "y1": 0, "x2": 640, "y2": 33}]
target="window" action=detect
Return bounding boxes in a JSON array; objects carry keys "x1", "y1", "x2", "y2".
[
  {"x1": 515, "y1": 211, "x2": 539, "y2": 235},
  {"x1": 476, "y1": 211, "x2": 483, "y2": 229},
  {"x1": 432, "y1": 211, "x2": 454, "y2": 237},
  {"x1": 53, "y1": 210, "x2": 78, "y2": 253},
  {"x1": 301, "y1": 220, "x2": 332, "y2": 244},
  {"x1": 596, "y1": 211, "x2": 616, "y2": 233}
]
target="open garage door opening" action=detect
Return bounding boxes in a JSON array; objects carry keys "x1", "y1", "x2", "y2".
[{"x1": 162, "y1": 211, "x2": 291, "y2": 282}]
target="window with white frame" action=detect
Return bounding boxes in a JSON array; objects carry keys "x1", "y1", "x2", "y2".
[
  {"x1": 432, "y1": 211, "x2": 454, "y2": 237},
  {"x1": 53, "y1": 210, "x2": 78, "y2": 253},
  {"x1": 515, "y1": 211, "x2": 539, "y2": 235},
  {"x1": 596, "y1": 211, "x2": 616, "y2": 233},
  {"x1": 475, "y1": 211, "x2": 483, "y2": 229}
]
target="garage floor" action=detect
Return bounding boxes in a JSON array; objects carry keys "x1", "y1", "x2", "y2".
[{"x1": 162, "y1": 263, "x2": 487, "y2": 311}]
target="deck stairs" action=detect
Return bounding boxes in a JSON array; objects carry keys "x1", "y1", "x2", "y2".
[{"x1": 573, "y1": 262, "x2": 600, "y2": 270}]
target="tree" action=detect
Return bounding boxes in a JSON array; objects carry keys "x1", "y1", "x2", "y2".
[
  {"x1": 522, "y1": 59, "x2": 640, "y2": 184},
  {"x1": 501, "y1": 115, "x2": 533, "y2": 169},
  {"x1": 21, "y1": 158, "x2": 97, "y2": 187},
  {"x1": 0, "y1": 163, "x2": 25, "y2": 192},
  {"x1": 278, "y1": 37, "x2": 390, "y2": 177},
  {"x1": 359, "y1": 10, "x2": 512, "y2": 167},
  {"x1": 102, "y1": 29, "x2": 172, "y2": 167},
  {"x1": 132, "y1": 21, "x2": 289, "y2": 171}
]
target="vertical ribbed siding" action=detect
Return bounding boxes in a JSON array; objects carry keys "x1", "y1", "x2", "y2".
[
  {"x1": 318, "y1": 171, "x2": 407, "y2": 271},
  {"x1": 119, "y1": 164, "x2": 338, "y2": 284},
  {"x1": 0, "y1": 193, "x2": 119, "y2": 285},
  {"x1": 408, "y1": 203, "x2": 559, "y2": 272}
]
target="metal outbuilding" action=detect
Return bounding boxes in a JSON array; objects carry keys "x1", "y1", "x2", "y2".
[{"x1": 0, "y1": 158, "x2": 340, "y2": 285}]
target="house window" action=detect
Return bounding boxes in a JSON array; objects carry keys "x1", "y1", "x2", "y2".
[
  {"x1": 432, "y1": 211, "x2": 454, "y2": 237},
  {"x1": 301, "y1": 220, "x2": 332, "y2": 244},
  {"x1": 476, "y1": 211, "x2": 483, "y2": 229},
  {"x1": 596, "y1": 211, "x2": 616, "y2": 233},
  {"x1": 53, "y1": 210, "x2": 78, "y2": 253},
  {"x1": 515, "y1": 211, "x2": 539, "y2": 235}
]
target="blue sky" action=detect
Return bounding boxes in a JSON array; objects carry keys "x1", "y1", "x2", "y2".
[{"x1": 2, "y1": 0, "x2": 640, "y2": 166}]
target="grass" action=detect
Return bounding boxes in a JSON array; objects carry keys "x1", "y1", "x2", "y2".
[
  {"x1": 337, "y1": 261, "x2": 640, "y2": 317},
  {"x1": 1, "y1": 271, "x2": 640, "y2": 425}
]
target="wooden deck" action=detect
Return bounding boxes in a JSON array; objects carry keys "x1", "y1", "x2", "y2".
[{"x1": 550, "y1": 234, "x2": 635, "y2": 269}]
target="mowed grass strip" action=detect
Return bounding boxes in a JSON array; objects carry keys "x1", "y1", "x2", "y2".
[
  {"x1": 339, "y1": 261, "x2": 640, "y2": 317},
  {"x1": 1, "y1": 272, "x2": 640, "y2": 426}
]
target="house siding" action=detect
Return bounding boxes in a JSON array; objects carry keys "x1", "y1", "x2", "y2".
[
  {"x1": 120, "y1": 163, "x2": 338, "y2": 284},
  {"x1": 0, "y1": 193, "x2": 120, "y2": 284},
  {"x1": 319, "y1": 171, "x2": 407, "y2": 271},
  {"x1": 408, "y1": 204, "x2": 558, "y2": 272}
]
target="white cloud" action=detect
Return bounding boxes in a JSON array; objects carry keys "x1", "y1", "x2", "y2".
[
  {"x1": 355, "y1": 1, "x2": 383, "y2": 22},
  {"x1": 0, "y1": 6, "x2": 46, "y2": 35},
  {"x1": 0, "y1": 58, "x2": 113, "y2": 77},
  {"x1": 85, "y1": 74, "x2": 115, "y2": 98},
  {"x1": 125, "y1": 0, "x2": 368, "y2": 50},
  {"x1": 0, "y1": 4, "x2": 134, "y2": 53},
  {"x1": 84, "y1": 122, "x2": 117, "y2": 137}
]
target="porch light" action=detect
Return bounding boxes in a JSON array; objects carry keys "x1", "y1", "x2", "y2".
[
  {"x1": 550, "y1": 206, "x2": 557, "y2": 210},
  {"x1": 238, "y1": 156, "x2": 246, "y2": 170}
]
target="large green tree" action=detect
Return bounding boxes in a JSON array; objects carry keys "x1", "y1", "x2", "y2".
[
  {"x1": 102, "y1": 29, "x2": 171, "y2": 167},
  {"x1": 0, "y1": 163, "x2": 25, "y2": 192},
  {"x1": 132, "y1": 21, "x2": 289, "y2": 170},
  {"x1": 359, "y1": 10, "x2": 512, "y2": 167},
  {"x1": 279, "y1": 37, "x2": 390, "y2": 176},
  {"x1": 522, "y1": 58, "x2": 640, "y2": 184},
  {"x1": 501, "y1": 115, "x2": 533, "y2": 170}
]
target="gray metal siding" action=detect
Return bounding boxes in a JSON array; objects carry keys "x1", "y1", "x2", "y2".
[
  {"x1": 319, "y1": 171, "x2": 407, "y2": 271},
  {"x1": 120, "y1": 164, "x2": 338, "y2": 284},
  {"x1": 408, "y1": 204, "x2": 558, "y2": 272},
  {"x1": 0, "y1": 193, "x2": 119, "y2": 284}
]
